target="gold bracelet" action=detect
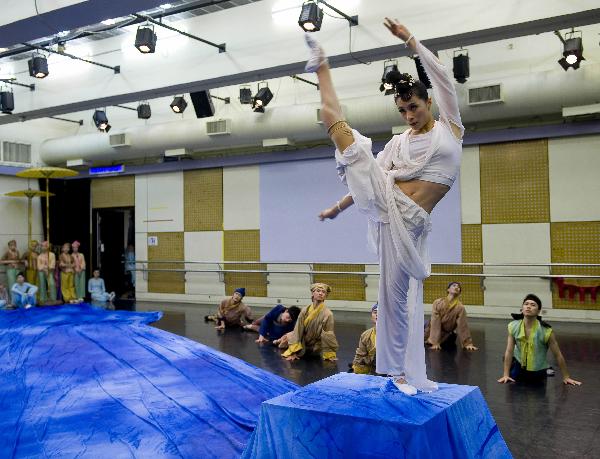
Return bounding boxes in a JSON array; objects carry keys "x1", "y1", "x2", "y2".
[
  {"x1": 327, "y1": 119, "x2": 347, "y2": 134},
  {"x1": 328, "y1": 122, "x2": 351, "y2": 138}
]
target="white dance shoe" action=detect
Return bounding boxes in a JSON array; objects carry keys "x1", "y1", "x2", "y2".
[
  {"x1": 391, "y1": 377, "x2": 418, "y2": 396},
  {"x1": 304, "y1": 33, "x2": 327, "y2": 73}
]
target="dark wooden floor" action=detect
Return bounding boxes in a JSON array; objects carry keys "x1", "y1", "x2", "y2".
[{"x1": 121, "y1": 300, "x2": 600, "y2": 459}]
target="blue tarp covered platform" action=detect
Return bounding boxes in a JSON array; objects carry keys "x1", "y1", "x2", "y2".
[
  {"x1": 243, "y1": 373, "x2": 512, "y2": 459},
  {"x1": 0, "y1": 305, "x2": 298, "y2": 458}
]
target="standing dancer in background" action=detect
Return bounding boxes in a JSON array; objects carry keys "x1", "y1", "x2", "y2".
[
  {"x1": 72, "y1": 241, "x2": 86, "y2": 301},
  {"x1": 307, "y1": 18, "x2": 464, "y2": 394},
  {"x1": 1, "y1": 240, "x2": 23, "y2": 304}
]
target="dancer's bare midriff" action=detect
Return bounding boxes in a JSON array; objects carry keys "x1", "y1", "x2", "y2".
[{"x1": 395, "y1": 179, "x2": 449, "y2": 214}]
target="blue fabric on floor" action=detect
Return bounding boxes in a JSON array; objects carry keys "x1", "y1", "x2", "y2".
[
  {"x1": 0, "y1": 305, "x2": 298, "y2": 458},
  {"x1": 243, "y1": 373, "x2": 512, "y2": 459}
]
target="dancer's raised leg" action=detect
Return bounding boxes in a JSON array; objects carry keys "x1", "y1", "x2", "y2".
[{"x1": 305, "y1": 34, "x2": 354, "y2": 152}]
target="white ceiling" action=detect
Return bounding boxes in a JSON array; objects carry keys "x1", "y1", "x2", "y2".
[{"x1": 0, "y1": 0, "x2": 599, "y2": 154}]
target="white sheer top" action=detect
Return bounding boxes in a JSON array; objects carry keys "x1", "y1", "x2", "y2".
[{"x1": 376, "y1": 39, "x2": 464, "y2": 187}]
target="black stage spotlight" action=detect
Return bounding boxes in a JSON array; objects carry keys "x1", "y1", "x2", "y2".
[
  {"x1": 299, "y1": 1, "x2": 323, "y2": 32},
  {"x1": 379, "y1": 59, "x2": 398, "y2": 95},
  {"x1": 252, "y1": 83, "x2": 273, "y2": 113},
  {"x1": 28, "y1": 53, "x2": 49, "y2": 79},
  {"x1": 92, "y1": 109, "x2": 109, "y2": 131},
  {"x1": 413, "y1": 56, "x2": 432, "y2": 89},
  {"x1": 135, "y1": 25, "x2": 157, "y2": 54},
  {"x1": 0, "y1": 89, "x2": 14, "y2": 114},
  {"x1": 170, "y1": 96, "x2": 188, "y2": 113},
  {"x1": 137, "y1": 102, "x2": 151, "y2": 119},
  {"x1": 558, "y1": 34, "x2": 584, "y2": 71},
  {"x1": 239, "y1": 86, "x2": 253, "y2": 104},
  {"x1": 453, "y1": 50, "x2": 469, "y2": 84}
]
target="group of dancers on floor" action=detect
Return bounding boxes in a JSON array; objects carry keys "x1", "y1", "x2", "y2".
[
  {"x1": 0, "y1": 239, "x2": 115, "y2": 309},
  {"x1": 207, "y1": 280, "x2": 581, "y2": 388},
  {"x1": 206, "y1": 18, "x2": 581, "y2": 393}
]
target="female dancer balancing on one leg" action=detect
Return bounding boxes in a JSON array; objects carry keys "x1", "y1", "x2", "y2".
[{"x1": 306, "y1": 18, "x2": 464, "y2": 394}]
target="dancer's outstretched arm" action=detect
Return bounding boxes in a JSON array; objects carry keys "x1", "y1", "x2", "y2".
[{"x1": 318, "y1": 193, "x2": 354, "y2": 220}]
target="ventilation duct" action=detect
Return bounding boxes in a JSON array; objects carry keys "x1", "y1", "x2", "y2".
[{"x1": 40, "y1": 65, "x2": 600, "y2": 166}]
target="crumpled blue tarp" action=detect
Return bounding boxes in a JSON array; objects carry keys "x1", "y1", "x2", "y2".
[
  {"x1": 242, "y1": 373, "x2": 512, "y2": 459},
  {"x1": 0, "y1": 305, "x2": 298, "y2": 458}
]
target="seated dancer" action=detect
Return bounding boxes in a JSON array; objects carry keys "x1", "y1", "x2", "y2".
[
  {"x1": 0, "y1": 282, "x2": 10, "y2": 309},
  {"x1": 59, "y1": 242, "x2": 78, "y2": 303},
  {"x1": 498, "y1": 294, "x2": 581, "y2": 386},
  {"x1": 2, "y1": 240, "x2": 23, "y2": 303},
  {"x1": 210, "y1": 288, "x2": 253, "y2": 330},
  {"x1": 88, "y1": 268, "x2": 116, "y2": 303},
  {"x1": 280, "y1": 283, "x2": 338, "y2": 362},
  {"x1": 352, "y1": 303, "x2": 378, "y2": 375},
  {"x1": 309, "y1": 18, "x2": 464, "y2": 394},
  {"x1": 425, "y1": 282, "x2": 478, "y2": 351},
  {"x1": 37, "y1": 241, "x2": 57, "y2": 304},
  {"x1": 244, "y1": 304, "x2": 301, "y2": 343},
  {"x1": 11, "y1": 272, "x2": 38, "y2": 309},
  {"x1": 72, "y1": 241, "x2": 86, "y2": 301}
]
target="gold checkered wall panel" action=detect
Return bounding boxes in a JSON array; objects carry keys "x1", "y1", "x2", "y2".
[
  {"x1": 224, "y1": 230, "x2": 266, "y2": 297},
  {"x1": 91, "y1": 176, "x2": 134, "y2": 208},
  {"x1": 551, "y1": 222, "x2": 600, "y2": 310},
  {"x1": 184, "y1": 169, "x2": 223, "y2": 231},
  {"x1": 424, "y1": 224, "x2": 483, "y2": 305},
  {"x1": 313, "y1": 264, "x2": 366, "y2": 301},
  {"x1": 480, "y1": 139, "x2": 549, "y2": 224},
  {"x1": 148, "y1": 232, "x2": 185, "y2": 294}
]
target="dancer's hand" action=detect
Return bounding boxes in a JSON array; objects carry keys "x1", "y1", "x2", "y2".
[
  {"x1": 383, "y1": 17, "x2": 412, "y2": 43},
  {"x1": 284, "y1": 354, "x2": 300, "y2": 361},
  {"x1": 429, "y1": 343, "x2": 441, "y2": 351},
  {"x1": 563, "y1": 377, "x2": 582, "y2": 386},
  {"x1": 464, "y1": 344, "x2": 478, "y2": 351},
  {"x1": 256, "y1": 335, "x2": 268, "y2": 344},
  {"x1": 497, "y1": 375, "x2": 515, "y2": 384},
  {"x1": 318, "y1": 207, "x2": 339, "y2": 221},
  {"x1": 215, "y1": 323, "x2": 225, "y2": 330}
]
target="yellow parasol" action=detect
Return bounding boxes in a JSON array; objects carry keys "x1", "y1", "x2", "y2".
[
  {"x1": 4, "y1": 189, "x2": 54, "y2": 246},
  {"x1": 15, "y1": 167, "x2": 78, "y2": 243}
]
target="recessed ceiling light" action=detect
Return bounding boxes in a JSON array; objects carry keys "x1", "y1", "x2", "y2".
[
  {"x1": 101, "y1": 18, "x2": 117, "y2": 26},
  {"x1": 159, "y1": 3, "x2": 173, "y2": 9}
]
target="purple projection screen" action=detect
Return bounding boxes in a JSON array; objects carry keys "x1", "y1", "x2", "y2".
[{"x1": 259, "y1": 158, "x2": 461, "y2": 263}]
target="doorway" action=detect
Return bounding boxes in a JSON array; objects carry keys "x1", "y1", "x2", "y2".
[{"x1": 93, "y1": 207, "x2": 134, "y2": 297}]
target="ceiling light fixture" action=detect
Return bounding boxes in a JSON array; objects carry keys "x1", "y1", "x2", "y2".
[
  {"x1": 298, "y1": 1, "x2": 323, "y2": 32},
  {"x1": 0, "y1": 87, "x2": 14, "y2": 114},
  {"x1": 453, "y1": 49, "x2": 470, "y2": 84},
  {"x1": 252, "y1": 83, "x2": 273, "y2": 113},
  {"x1": 379, "y1": 59, "x2": 398, "y2": 95},
  {"x1": 298, "y1": 0, "x2": 358, "y2": 32},
  {"x1": 92, "y1": 109, "x2": 109, "y2": 131},
  {"x1": 170, "y1": 96, "x2": 188, "y2": 114},
  {"x1": 239, "y1": 86, "x2": 253, "y2": 104},
  {"x1": 135, "y1": 25, "x2": 157, "y2": 54},
  {"x1": 137, "y1": 102, "x2": 152, "y2": 119},
  {"x1": 556, "y1": 30, "x2": 585, "y2": 71},
  {"x1": 28, "y1": 53, "x2": 49, "y2": 79}
]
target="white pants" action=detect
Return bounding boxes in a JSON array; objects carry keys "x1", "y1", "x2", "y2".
[{"x1": 336, "y1": 130, "x2": 437, "y2": 391}]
